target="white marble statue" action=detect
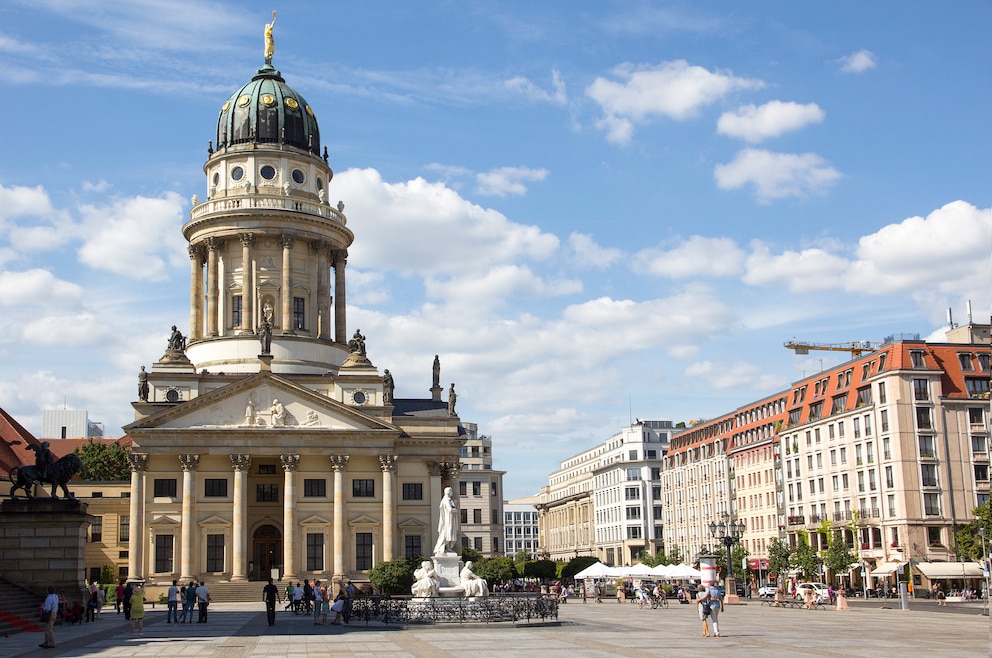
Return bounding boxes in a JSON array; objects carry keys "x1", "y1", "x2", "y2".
[
  {"x1": 459, "y1": 561, "x2": 489, "y2": 598},
  {"x1": 411, "y1": 560, "x2": 440, "y2": 598},
  {"x1": 433, "y1": 486, "x2": 458, "y2": 555},
  {"x1": 244, "y1": 398, "x2": 256, "y2": 426},
  {"x1": 269, "y1": 399, "x2": 286, "y2": 426}
]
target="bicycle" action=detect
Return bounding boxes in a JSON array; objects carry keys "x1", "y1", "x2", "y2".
[{"x1": 650, "y1": 594, "x2": 669, "y2": 609}]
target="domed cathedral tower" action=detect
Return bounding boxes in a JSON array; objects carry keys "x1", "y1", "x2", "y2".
[
  {"x1": 186, "y1": 56, "x2": 351, "y2": 373},
  {"x1": 123, "y1": 17, "x2": 464, "y2": 594}
]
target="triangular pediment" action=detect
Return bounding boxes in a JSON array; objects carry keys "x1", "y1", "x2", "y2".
[
  {"x1": 199, "y1": 515, "x2": 231, "y2": 528},
  {"x1": 398, "y1": 518, "x2": 429, "y2": 530},
  {"x1": 348, "y1": 514, "x2": 380, "y2": 527},
  {"x1": 124, "y1": 371, "x2": 398, "y2": 434},
  {"x1": 299, "y1": 514, "x2": 332, "y2": 526}
]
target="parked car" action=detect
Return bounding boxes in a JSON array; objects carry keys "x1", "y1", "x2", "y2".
[
  {"x1": 794, "y1": 583, "x2": 830, "y2": 601},
  {"x1": 757, "y1": 585, "x2": 777, "y2": 598}
]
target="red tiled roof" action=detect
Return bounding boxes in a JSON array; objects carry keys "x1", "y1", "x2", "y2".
[{"x1": 0, "y1": 407, "x2": 43, "y2": 473}]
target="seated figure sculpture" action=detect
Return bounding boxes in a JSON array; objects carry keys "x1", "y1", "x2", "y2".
[
  {"x1": 459, "y1": 561, "x2": 489, "y2": 598},
  {"x1": 411, "y1": 560, "x2": 440, "y2": 598}
]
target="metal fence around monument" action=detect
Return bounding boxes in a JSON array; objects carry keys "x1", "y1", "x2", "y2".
[{"x1": 350, "y1": 594, "x2": 559, "y2": 625}]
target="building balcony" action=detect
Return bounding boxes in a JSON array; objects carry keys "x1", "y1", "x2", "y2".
[{"x1": 787, "y1": 515, "x2": 805, "y2": 526}]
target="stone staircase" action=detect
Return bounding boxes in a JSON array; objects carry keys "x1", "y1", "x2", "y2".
[
  {"x1": 199, "y1": 581, "x2": 266, "y2": 603},
  {"x1": 0, "y1": 579, "x2": 45, "y2": 638}
]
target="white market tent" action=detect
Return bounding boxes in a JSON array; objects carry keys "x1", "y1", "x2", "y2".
[
  {"x1": 650, "y1": 563, "x2": 674, "y2": 578},
  {"x1": 574, "y1": 562, "x2": 617, "y2": 579},
  {"x1": 664, "y1": 563, "x2": 703, "y2": 580},
  {"x1": 615, "y1": 563, "x2": 657, "y2": 578}
]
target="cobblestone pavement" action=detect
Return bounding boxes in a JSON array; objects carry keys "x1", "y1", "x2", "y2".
[{"x1": 3, "y1": 599, "x2": 989, "y2": 657}]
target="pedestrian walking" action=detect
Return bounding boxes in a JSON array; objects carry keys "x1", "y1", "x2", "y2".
[
  {"x1": 195, "y1": 581, "x2": 210, "y2": 622},
  {"x1": 167, "y1": 579, "x2": 180, "y2": 623},
  {"x1": 115, "y1": 580, "x2": 125, "y2": 614},
  {"x1": 183, "y1": 581, "x2": 197, "y2": 622},
  {"x1": 39, "y1": 585, "x2": 59, "y2": 649},
  {"x1": 262, "y1": 577, "x2": 281, "y2": 626},
  {"x1": 130, "y1": 584, "x2": 145, "y2": 635},
  {"x1": 122, "y1": 581, "x2": 133, "y2": 620}
]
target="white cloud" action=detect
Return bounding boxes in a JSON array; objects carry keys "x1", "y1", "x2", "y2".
[
  {"x1": 684, "y1": 359, "x2": 786, "y2": 391},
  {"x1": 81, "y1": 180, "x2": 112, "y2": 193},
  {"x1": 336, "y1": 168, "x2": 560, "y2": 276},
  {"x1": 566, "y1": 233, "x2": 623, "y2": 269},
  {"x1": 475, "y1": 166, "x2": 549, "y2": 197},
  {"x1": 840, "y1": 49, "x2": 877, "y2": 74},
  {"x1": 743, "y1": 241, "x2": 851, "y2": 291},
  {"x1": 0, "y1": 269, "x2": 85, "y2": 309},
  {"x1": 503, "y1": 68, "x2": 567, "y2": 105},
  {"x1": 587, "y1": 60, "x2": 765, "y2": 144},
  {"x1": 0, "y1": 184, "x2": 55, "y2": 224},
  {"x1": 425, "y1": 265, "x2": 582, "y2": 311},
  {"x1": 714, "y1": 148, "x2": 842, "y2": 203},
  {"x1": 76, "y1": 192, "x2": 189, "y2": 281},
  {"x1": 634, "y1": 235, "x2": 745, "y2": 278},
  {"x1": 717, "y1": 101, "x2": 825, "y2": 143}
]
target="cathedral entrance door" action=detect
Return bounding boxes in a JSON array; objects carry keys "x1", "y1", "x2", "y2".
[{"x1": 253, "y1": 524, "x2": 282, "y2": 581}]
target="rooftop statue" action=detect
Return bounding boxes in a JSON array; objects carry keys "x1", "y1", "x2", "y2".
[{"x1": 264, "y1": 10, "x2": 277, "y2": 65}]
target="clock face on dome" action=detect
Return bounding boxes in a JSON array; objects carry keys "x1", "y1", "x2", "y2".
[{"x1": 352, "y1": 391, "x2": 367, "y2": 405}]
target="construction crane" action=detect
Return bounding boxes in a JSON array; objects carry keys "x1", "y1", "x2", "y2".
[{"x1": 784, "y1": 339, "x2": 880, "y2": 358}]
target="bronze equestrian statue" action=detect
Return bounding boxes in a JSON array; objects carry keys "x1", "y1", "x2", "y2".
[{"x1": 7, "y1": 442, "x2": 83, "y2": 499}]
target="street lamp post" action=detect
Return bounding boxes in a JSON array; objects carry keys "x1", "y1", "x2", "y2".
[{"x1": 709, "y1": 514, "x2": 745, "y2": 604}]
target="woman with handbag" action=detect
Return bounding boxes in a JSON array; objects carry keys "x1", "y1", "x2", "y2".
[{"x1": 40, "y1": 585, "x2": 59, "y2": 649}]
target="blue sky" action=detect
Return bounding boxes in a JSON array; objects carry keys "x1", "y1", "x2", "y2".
[{"x1": 0, "y1": 1, "x2": 989, "y2": 499}]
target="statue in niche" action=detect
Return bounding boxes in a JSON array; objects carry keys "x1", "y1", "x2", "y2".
[
  {"x1": 318, "y1": 188, "x2": 327, "y2": 204},
  {"x1": 167, "y1": 325, "x2": 186, "y2": 352},
  {"x1": 382, "y1": 370, "x2": 394, "y2": 404},
  {"x1": 137, "y1": 366, "x2": 149, "y2": 402},
  {"x1": 348, "y1": 329, "x2": 366, "y2": 356},
  {"x1": 411, "y1": 560, "x2": 440, "y2": 598},
  {"x1": 432, "y1": 355, "x2": 440, "y2": 389},
  {"x1": 433, "y1": 486, "x2": 458, "y2": 555},
  {"x1": 448, "y1": 383, "x2": 457, "y2": 417},
  {"x1": 460, "y1": 561, "x2": 489, "y2": 598},
  {"x1": 269, "y1": 399, "x2": 286, "y2": 426},
  {"x1": 259, "y1": 315, "x2": 273, "y2": 354}
]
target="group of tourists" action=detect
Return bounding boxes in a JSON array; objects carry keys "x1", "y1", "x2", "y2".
[{"x1": 267, "y1": 578, "x2": 355, "y2": 626}]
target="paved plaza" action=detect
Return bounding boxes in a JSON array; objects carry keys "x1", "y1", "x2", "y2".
[{"x1": 3, "y1": 598, "x2": 989, "y2": 657}]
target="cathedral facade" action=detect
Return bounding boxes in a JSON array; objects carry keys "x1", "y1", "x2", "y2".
[{"x1": 124, "y1": 40, "x2": 464, "y2": 586}]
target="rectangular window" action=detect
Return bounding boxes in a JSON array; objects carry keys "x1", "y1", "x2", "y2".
[
  {"x1": 923, "y1": 494, "x2": 941, "y2": 517},
  {"x1": 840, "y1": 447, "x2": 847, "y2": 463},
  {"x1": 910, "y1": 351, "x2": 926, "y2": 368},
  {"x1": 921, "y1": 464, "x2": 938, "y2": 487},
  {"x1": 880, "y1": 409, "x2": 889, "y2": 433},
  {"x1": 474, "y1": 536, "x2": 483, "y2": 551},
  {"x1": 473, "y1": 481, "x2": 482, "y2": 496},
  {"x1": 204, "y1": 478, "x2": 228, "y2": 497},
  {"x1": 809, "y1": 402, "x2": 823, "y2": 421},
  {"x1": 856, "y1": 386, "x2": 872, "y2": 407},
  {"x1": 853, "y1": 418, "x2": 861, "y2": 439},
  {"x1": 402, "y1": 483, "x2": 423, "y2": 500},
  {"x1": 458, "y1": 481, "x2": 467, "y2": 496},
  {"x1": 830, "y1": 450, "x2": 837, "y2": 466},
  {"x1": 232, "y1": 295, "x2": 242, "y2": 327},
  {"x1": 832, "y1": 475, "x2": 839, "y2": 490},
  {"x1": 973, "y1": 435, "x2": 988, "y2": 455},
  {"x1": 970, "y1": 408, "x2": 986, "y2": 425},
  {"x1": 258, "y1": 464, "x2": 277, "y2": 475},
  {"x1": 355, "y1": 532, "x2": 373, "y2": 570},
  {"x1": 155, "y1": 534, "x2": 174, "y2": 574},
  {"x1": 206, "y1": 534, "x2": 224, "y2": 572},
  {"x1": 966, "y1": 378, "x2": 991, "y2": 398},
  {"x1": 877, "y1": 381, "x2": 887, "y2": 403},
  {"x1": 868, "y1": 469, "x2": 877, "y2": 491},
  {"x1": 91, "y1": 516, "x2": 103, "y2": 543},
  {"x1": 154, "y1": 479, "x2": 177, "y2": 498},
  {"x1": 460, "y1": 509, "x2": 468, "y2": 524},
  {"x1": 927, "y1": 527, "x2": 942, "y2": 546},
  {"x1": 888, "y1": 494, "x2": 896, "y2": 517},
  {"x1": 883, "y1": 437, "x2": 891, "y2": 460},
  {"x1": 842, "y1": 473, "x2": 849, "y2": 490},
  {"x1": 864, "y1": 415, "x2": 872, "y2": 436},
  {"x1": 352, "y1": 479, "x2": 375, "y2": 497},
  {"x1": 627, "y1": 468, "x2": 641, "y2": 480},
  {"x1": 303, "y1": 479, "x2": 326, "y2": 497},
  {"x1": 652, "y1": 485, "x2": 661, "y2": 500},
  {"x1": 473, "y1": 509, "x2": 482, "y2": 524},
  {"x1": 885, "y1": 465, "x2": 894, "y2": 488},
  {"x1": 119, "y1": 515, "x2": 130, "y2": 543},
  {"x1": 625, "y1": 487, "x2": 640, "y2": 500},
  {"x1": 975, "y1": 464, "x2": 989, "y2": 482},
  {"x1": 916, "y1": 407, "x2": 933, "y2": 430},
  {"x1": 292, "y1": 296, "x2": 305, "y2": 330},
  {"x1": 919, "y1": 435, "x2": 936, "y2": 459},
  {"x1": 838, "y1": 422, "x2": 845, "y2": 438},
  {"x1": 913, "y1": 379, "x2": 929, "y2": 401},
  {"x1": 626, "y1": 506, "x2": 642, "y2": 520},
  {"x1": 959, "y1": 353, "x2": 975, "y2": 371},
  {"x1": 256, "y1": 484, "x2": 279, "y2": 502},
  {"x1": 306, "y1": 533, "x2": 324, "y2": 571},
  {"x1": 627, "y1": 526, "x2": 642, "y2": 540},
  {"x1": 979, "y1": 353, "x2": 991, "y2": 371},
  {"x1": 405, "y1": 535, "x2": 422, "y2": 559}
]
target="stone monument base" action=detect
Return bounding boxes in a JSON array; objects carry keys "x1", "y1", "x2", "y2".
[
  {"x1": 0, "y1": 499, "x2": 94, "y2": 597},
  {"x1": 432, "y1": 553, "x2": 465, "y2": 597}
]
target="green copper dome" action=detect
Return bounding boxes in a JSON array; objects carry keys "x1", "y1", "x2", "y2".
[{"x1": 216, "y1": 65, "x2": 320, "y2": 155}]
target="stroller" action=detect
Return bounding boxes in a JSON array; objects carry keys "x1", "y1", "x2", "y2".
[{"x1": 62, "y1": 601, "x2": 84, "y2": 625}]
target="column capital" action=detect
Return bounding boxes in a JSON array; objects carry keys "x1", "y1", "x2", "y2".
[
  {"x1": 441, "y1": 461, "x2": 461, "y2": 479},
  {"x1": 127, "y1": 453, "x2": 148, "y2": 472},
  {"x1": 332, "y1": 249, "x2": 348, "y2": 267},
  {"x1": 188, "y1": 244, "x2": 205, "y2": 263},
  {"x1": 204, "y1": 236, "x2": 224, "y2": 251},
  {"x1": 281, "y1": 453, "x2": 301, "y2": 472},
  {"x1": 280, "y1": 233, "x2": 296, "y2": 249},
  {"x1": 231, "y1": 453, "x2": 252, "y2": 471},
  {"x1": 239, "y1": 232, "x2": 256, "y2": 247},
  {"x1": 427, "y1": 460, "x2": 444, "y2": 477},
  {"x1": 179, "y1": 454, "x2": 200, "y2": 471},
  {"x1": 310, "y1": 239, "x2": 330, "y2": 255},
  {"x1": 378, "y1": 454, "x2": 398, "y2": 472},
  {"x1": 329, "y1": 454, "x2": 350, "y2": 472}
]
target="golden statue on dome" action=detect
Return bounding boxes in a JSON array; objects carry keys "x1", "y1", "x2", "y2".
[{"x1": 264, "y1": 10, "x2": 277, "y2": 66}]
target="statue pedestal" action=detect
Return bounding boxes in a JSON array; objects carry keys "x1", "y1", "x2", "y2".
[{"x1": 432, "y1": 554, "x2": 465, "y2": 597}]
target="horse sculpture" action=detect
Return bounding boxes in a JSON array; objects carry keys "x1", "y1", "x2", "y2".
[{"x1": 8, "y1": 444, "x2": 83, "y2": 500}]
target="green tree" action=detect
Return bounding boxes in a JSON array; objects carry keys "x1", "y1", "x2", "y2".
[
  {"x1": 767, "y1": 538, "x2": 792, "y2": 583},
  {"x1": 460, "y1": 546, "x2": 483, "y2": 563},
  {"x1": 953, "y1": 501, "x2": 992, "y2": 561},
  {"x1": 791, "y1": 531, "x2": 822, "y2": 581},
  {"x1": 367, "y1": 557, "x2": 416, "y2": 595},
  {"x1": 74, "y1": 439, "x2": 130, "y2": 481},
  {"x1": 664, "y1": 545, "x2": 683, "y2": 566},
  {"x1": 638, "y1": 551, "x2": 661, "y2": 567},
  {"x1": 513, "y1": 550, "x2": 530, "y2": 572},
  {"x1": 523, "y1": 559, "x2": 557, "y2": 581},
  {"x1": 823, "y1": 531, "x2": 857, "y2": 581},
  {"x1": 560, "y1": 556, "x2": 599, "y2": 581},
  {"x1": 473, "y1": 557, "x2": 516, "y2": 585}
]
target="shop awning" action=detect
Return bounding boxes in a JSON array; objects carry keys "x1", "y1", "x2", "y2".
[
  {"x1": 870, "y1": 561, "x2": 907, "y2": 577},
  {"x1": 913, "y1": 562, "x2": 983, "y2": 578}
]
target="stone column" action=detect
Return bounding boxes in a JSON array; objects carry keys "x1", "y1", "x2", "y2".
[
  {"x1": 281, "y1": 454, "x2": 301, "y2": 579},
  {"x1": 126, "y1": 453, "x2": 148, "y2": 579},
  {"x1": 188, "y1": 245, "x2": 205, "y2": 340},
  {"x1": 179, "y1": 454, "x2": 199, "y2": 581},
  {"x1": 333, "y1": 249, "x2": 347, "y2": 344},
  {"x1": 205, "y1": 237, "x2": 222, "y2": 337},
  {"x1": 313, "y1": 241, "x2": 330, "y2": 339},
  {"x1": 427, "y1": 461, "x2": 444, "y2": 553},
  {"x1": 330, "y1": 455, "x2": 349, "y2": 577},
  {"x1": 231, "y1": 454, "x2": 251, "y2": 582},
  {"x1": 239, "y1": 232, "x2": 255, "y2": 334},
  {"x1": 280, "y1": 233, "x2": 295, "y2": 334},
  {"x1": 379, "y1": 455, "x2": 397, "y2": 561}
]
